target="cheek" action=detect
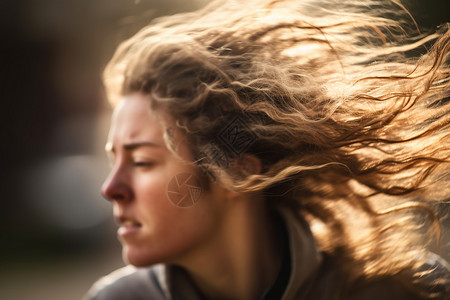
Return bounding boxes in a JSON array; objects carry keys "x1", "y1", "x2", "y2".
[
  {"x1": 135, "y1": 170, "x2": 218, "y2": 245},
  {"x1": 124, "y1": 163, "x2": 223, "y2": 266},
  {"x1": 135, "y1": 172, "x2": 177, "y2": 232},
  {"x1": 137, "y1": 174, "x2": 168, "y2": 207}
]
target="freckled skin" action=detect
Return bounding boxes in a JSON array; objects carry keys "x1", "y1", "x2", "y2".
[{"x1": 101, "y1": 93, "x2": 228, "y2": 267}]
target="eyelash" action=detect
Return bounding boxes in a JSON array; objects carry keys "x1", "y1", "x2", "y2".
[{"x1": 133, "y1": 161, "x2": 155, "y2": 167}]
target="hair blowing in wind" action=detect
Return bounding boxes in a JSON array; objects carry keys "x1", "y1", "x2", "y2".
[{"x1": 104, "y1": 0, "x2": 450, "y2": 297}]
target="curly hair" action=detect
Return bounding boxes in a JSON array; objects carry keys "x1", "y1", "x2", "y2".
[{"x1": 104, "y1": 0, "x2": 450, "y2": 297}]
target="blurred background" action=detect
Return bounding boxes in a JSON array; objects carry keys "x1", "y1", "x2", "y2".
[{"x1": 0, "y1": 0, "x2": 448, "y2": 299}]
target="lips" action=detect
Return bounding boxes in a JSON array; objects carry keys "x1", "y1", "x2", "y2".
[{"x1": 116, "y1": 216, "x2": 142, "y2": 237}]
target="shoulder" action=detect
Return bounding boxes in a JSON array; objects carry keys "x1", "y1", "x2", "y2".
[
  {"x1": 83, "y1": 264, "x2": 169, "y2": 300},
  {"x1": 348, "y1": 253, "x2": 450, "y2": 300},
  {"x1": 310, "y1": 252, "x2": 449, "y2": 300},
  {"x1": 415, "y1": 252, "x2": 450, "y2": 298},
  {"x1": 309, "y1": 263, "x2": 422, "y2": 300},
  {"x1": 347, "y1": 277, "x2": 422, "y2": 300}
]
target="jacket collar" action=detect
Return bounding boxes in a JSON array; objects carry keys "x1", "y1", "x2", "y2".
[{"x1": 277, "y1": 206, "x2": 322, "y2": 299}]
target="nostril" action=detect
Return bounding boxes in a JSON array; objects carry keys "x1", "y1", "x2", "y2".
[
  {"x1": 101, "y1": 186, "x2": 124, "y2": 202},
  {"x1": 101, "y1": 181, "x2": 131, "y2": 202},
  {"x1": 111, "y1": 193, "x2": 126, "y2": 202},
  {"x1": 101, "y1": 167, "x2": 131, "y2": 202},
  {"x1": 101, "y1": 175, "x2": 120, "y2": 201}
]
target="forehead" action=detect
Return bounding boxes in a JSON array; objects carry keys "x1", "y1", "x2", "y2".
[{"x1": 107, "y1": 93, "x2": 165, "y2": 146}]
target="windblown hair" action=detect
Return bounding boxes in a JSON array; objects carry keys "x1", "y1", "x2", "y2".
[{"x1": 104, "y1": 0, "x2": 450, "y2": 297}]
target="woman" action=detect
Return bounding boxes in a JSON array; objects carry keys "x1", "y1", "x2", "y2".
[{"x1": 85, "y1": 0, "x2": 450, "y2": 299}]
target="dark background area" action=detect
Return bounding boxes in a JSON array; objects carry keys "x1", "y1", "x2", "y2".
[{"x1": 0, "y1": 0, "x2": 448, "y2": 299}]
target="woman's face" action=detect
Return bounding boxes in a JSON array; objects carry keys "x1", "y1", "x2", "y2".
[{"x1": 102, "y1": 93, "x2": 227, "y2": 267}]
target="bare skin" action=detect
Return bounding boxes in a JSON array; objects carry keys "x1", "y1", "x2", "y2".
[{"x1": 102, "y1": 93, "x2": 282, "y2": 300}]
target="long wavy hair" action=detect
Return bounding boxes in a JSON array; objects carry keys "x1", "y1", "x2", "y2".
[{"x1": 104, "y1": 0, "x2": 450, "y2": 297}]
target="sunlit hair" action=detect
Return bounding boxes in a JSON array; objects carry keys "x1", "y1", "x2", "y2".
[{"x1": 104, "y1": 0, "x2": 449, "y2": 297}]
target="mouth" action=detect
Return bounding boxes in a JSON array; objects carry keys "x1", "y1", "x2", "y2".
[
  {"x1": 116, "y1": 217, "x2": 142, "y2": 237},
  {"x1": 120, "y1": 220, "x2": 142, "y2": 227}
]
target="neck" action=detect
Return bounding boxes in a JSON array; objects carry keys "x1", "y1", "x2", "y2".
[{"x1": 176, "y1": 196, "x2": 283, "y2": 300}]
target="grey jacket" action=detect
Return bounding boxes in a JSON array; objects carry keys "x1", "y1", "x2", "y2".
[{"x1": 84, "y1": 208, "x2": 449, "y2": 300}]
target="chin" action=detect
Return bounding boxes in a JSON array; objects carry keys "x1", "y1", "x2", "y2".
[{"x1": 122, "y1": 245, "x2": 162, "y2": 267}]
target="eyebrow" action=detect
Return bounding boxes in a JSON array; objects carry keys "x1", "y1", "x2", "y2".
[{"x1": 105, "y1": 141, "x2": 160, "y2": 153}]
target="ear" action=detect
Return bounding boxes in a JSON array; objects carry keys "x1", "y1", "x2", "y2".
[
  {"x1": 230, "y1": 154, "x2": 262, "y2": 179},
  {"x1": 223, "y1": 154, "x2": 262, "y2": 200}
]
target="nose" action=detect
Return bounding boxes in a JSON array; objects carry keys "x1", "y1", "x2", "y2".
[{"x1": 101, "y1": 165, "x2": 132, "y2": 202}]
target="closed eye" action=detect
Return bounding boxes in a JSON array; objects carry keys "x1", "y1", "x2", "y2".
[{"x1": 133, "y1": 161, "x2": 155, "y2": 167}]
